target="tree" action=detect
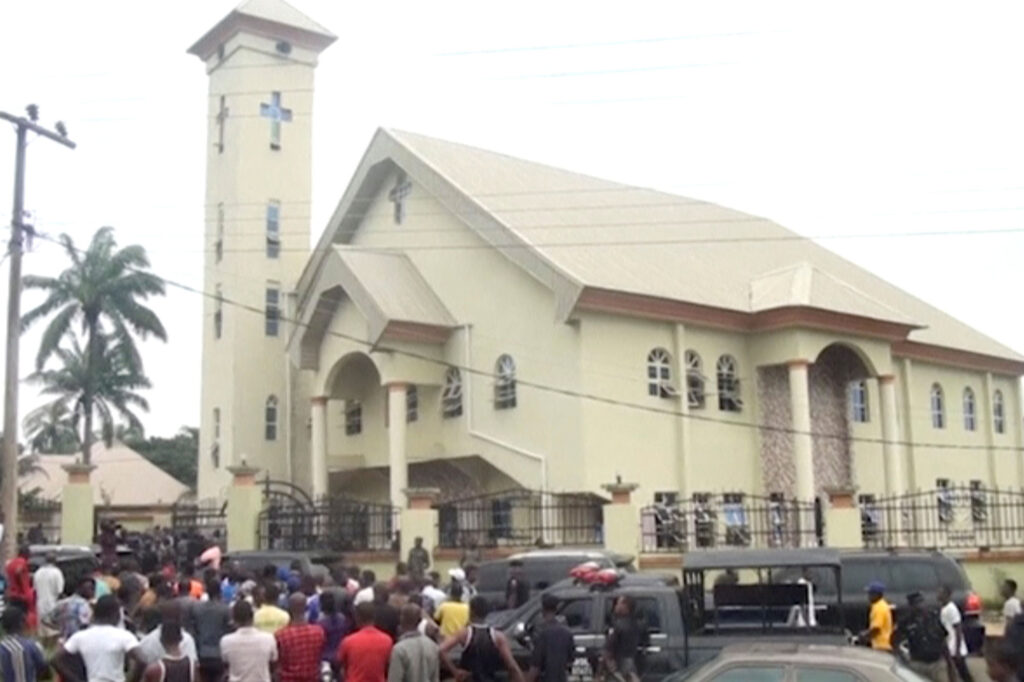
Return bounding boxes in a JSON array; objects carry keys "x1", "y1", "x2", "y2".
[
  {"x1": 21, "y1": 227, "x2": 166, "y2": 465},
  {"x1": 123, "y1": 426, "x2": 198, "y2": 488},
  {"x1": 22, "y1": 400, "x2": 79, "y2": 454},
  {"x1": 28, "y1": 333, "x2": 152, "y2": 460}
]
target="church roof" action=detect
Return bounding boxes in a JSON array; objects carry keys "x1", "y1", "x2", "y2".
[
  {"x1": 303, "y1": 129, "x2": 1023, "y2": 368},
  {"x1": 19, "y1": 443, "x2": 190, "y2": 508},
  {"x1": 188, "y1": 0, "x2": 335, "y2": 59}
]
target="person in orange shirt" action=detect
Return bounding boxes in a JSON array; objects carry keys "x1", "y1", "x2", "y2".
[{"x1": 5, "y1": 546, "x2": 36, "y2": 629}]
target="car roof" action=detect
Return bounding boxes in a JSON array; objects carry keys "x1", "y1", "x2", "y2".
[
  {"x1": 547, "y1": 573, "x2": 678, "y2": 596},
  {"x1": 717, "y1": 642, "x2": 896, "y2": 667},
  {"x1": 838, "y1": 549, "x2": 954, "y2": 560},
  {"x1": 509, "y1": 548, "x2": 614, "y2": 560},
  {"x1": 684, "y1": 548, "x2": 841, "y2": 571}
]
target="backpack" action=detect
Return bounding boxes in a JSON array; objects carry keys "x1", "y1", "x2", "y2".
[{"x1": 905, "y1": 609, "x2": 948, "y2": 663}]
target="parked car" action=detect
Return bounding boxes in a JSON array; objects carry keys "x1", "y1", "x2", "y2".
[
  {"x1": 27, "y1": 545, "x2": 99, "y2": 595},
  {"x1": 663, "y1": 642, "x2": 927, "y2": 681},
  {"x1": 223, "y1": 551, "x2": 337, "y2": 581},
  {"x1": 475, "y1": 548, "x2": 634, "y2": 610},
  {"x1": 771, "y1": 549, "x2": 984, "y2": 651}
]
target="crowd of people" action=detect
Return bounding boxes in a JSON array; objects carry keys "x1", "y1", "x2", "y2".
[{"x1": 0, "y1": 528, "x2": 589, "y2": 682}]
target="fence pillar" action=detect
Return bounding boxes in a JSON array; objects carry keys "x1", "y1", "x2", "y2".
[
  {"x1": 400, "y1": 487, "x2": 439, "y2": 566},
  {"x1": 226, "y1": 464, "x2": 262, "y2": 552},
  {"x1": 602, "y1": 481, "x2": 640, "y2": 557},
  {"x1": 61, "y1": 463, "x2": 96, "y2": 546},
  {"x1": 824, "y1": 488, "x2": 861, "y2": 548},
  {"x1": 387, "y1": 383, "x2": 409, "y2": 510}
]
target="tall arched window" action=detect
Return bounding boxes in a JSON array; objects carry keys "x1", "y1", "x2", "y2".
[
  {"x1": 406, "y1": 385, "x2": 418, "y2": 423},
  {"x1": 647, "y1": 348, "x2": 673, "y2": 398},
  {"x1": 930, "y1": 384, "x2": 945, "y2": 429},
  {"x1": 685, "y1": 350, "x2": 706, "y2": 409},
  {"x1": 495, "y1": 355, "x2": 517, "y2": 409},
  {"x1": 442, "y1": 367, "x2": 463, "y2": 418},
  {"x1": 849, "y1": 380, "x2": 869, "y2": 423},
  {"x1": 265, "y1": 396, "x2": 278, "y2": 440},
  {"x1": 717, "y1": 355, "x2": 742, "y2": 412},
  {"x1": 963, "y1": 387, "x2": 977, "y2": 431},
  {"x1": 994, "y1": 390, "x2": 1006, "y2": 434}
]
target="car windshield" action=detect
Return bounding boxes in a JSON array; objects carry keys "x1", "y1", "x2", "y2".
[{"x1": 892, "y1": 663, "x2": 930, "y2": 681}]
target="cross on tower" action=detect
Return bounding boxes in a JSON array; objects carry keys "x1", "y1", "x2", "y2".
[
  {"x1": 215, "y1": 95, "x2": 229, "y2": 153},
  {"x1": 388, "y1": 175, "x2": 412, "y2": 224},
  {"x1": 259, "y1": 91, "x2": 292, "y2": 150}
]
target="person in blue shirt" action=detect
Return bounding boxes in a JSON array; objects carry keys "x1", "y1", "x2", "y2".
[{"x1": 0, "y1": 605, "x2": 47, "y2": 682}]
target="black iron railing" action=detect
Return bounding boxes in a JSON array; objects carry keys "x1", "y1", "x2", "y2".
[
  {"x1": 435, "y1": 489, "x2": 604, "y2": 549},
  {"x1": 258, "y1": 497, "x2": 399, "y2": 552},
  {"x1": 640, "y1": 493, "x2": 823, "y2": 552},
  {"x1": 170, "y1": 499, "x2": 228, "y2": 542},
  {"x1": 19, "y1": 497, "x2": 62, "y2": 544},
  {"x1": 859, "y1": 485, "x2": 1024, "y2": 550}
]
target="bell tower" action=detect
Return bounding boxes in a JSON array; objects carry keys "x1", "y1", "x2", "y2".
[{"x1": 189, "y1": 0, "x2": 335, "y2": 499}]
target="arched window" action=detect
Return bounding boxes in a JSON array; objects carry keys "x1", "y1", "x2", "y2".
[
  {"x1": 495, "y1": 355, "x2": 517, "y2": 409},
  {"x1": 265, "y1": 396, "x2": 278, "y2": 440},
  {"x1": 930, "y1": 384, "x2": 945, "y2": 429},
  {"x1": 994, "y1": 390, "x2": 1006, "y2": 434},
  {"x1": 849, "y1": 380, "x2": 869, "y2": 423},
  {"x1": 963, "y1": 387, "x2": 977, "y2": 431},
  {"x1": 646, "y1": 348, "x2": 674, "y2": 398},
  {"x1": 685, "y1": 350, "x2": 706, "y2": 409},
  {"x1": 717, "y1": 355, "x2": 742, "y2": 412},
  {"x1": 406, "y1": 385, "x2": 418, "y2": 423},
  {"x1": 442, "y1": 367, "x2": 463, "y2": 418}
]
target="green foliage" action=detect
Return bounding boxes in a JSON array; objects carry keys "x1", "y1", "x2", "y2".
[
  {"x1": 123, "y1": 426, "x2": 198, "y2": 488},
  {"x1": 22, "y1": 400, "x2": 79, "y2": 454}
]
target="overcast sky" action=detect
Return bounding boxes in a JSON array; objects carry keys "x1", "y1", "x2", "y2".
[{"x1": 1, "y1": 1, "x2": 1022, "y2": 438}]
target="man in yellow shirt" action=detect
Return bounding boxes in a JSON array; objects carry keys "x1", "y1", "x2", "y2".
[
  {"x1": 860, "y1": 581, "x2": 893, "y2": 651},
  {"x1": 253, "y1": 583, "x2": 291, "y2": 634},
  {"x1": 435, "y1": 583, "x2": 470, "y2": 638}
]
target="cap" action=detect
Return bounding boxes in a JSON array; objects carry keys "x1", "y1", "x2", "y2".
[
  {"x1": 448, "y1": 567, "x2": 466, "y2": 581},
  {"x1": 866, "y1": 581, "x2": 886, "y2": 594}
]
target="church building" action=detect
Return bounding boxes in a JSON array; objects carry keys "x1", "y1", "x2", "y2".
[{"x1": 190, "y1": 1, "x2": 1024, "y2": 513}]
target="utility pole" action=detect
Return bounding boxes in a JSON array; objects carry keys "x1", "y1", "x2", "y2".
[{"x1": 0, "y1": 107, "x2": 75, "y2": 561}]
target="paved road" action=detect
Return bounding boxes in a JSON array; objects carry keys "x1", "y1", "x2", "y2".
[{"x1": 966, "y1": 655, "x2": 991, "y2": 681}]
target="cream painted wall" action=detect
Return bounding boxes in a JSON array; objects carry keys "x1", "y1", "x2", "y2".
[
  {"x1": 196, "y1": 28, "x2": 323, "y2": 499},
  {"x1": 849, "y1": 377, "x2": 886, "y2": 495}
]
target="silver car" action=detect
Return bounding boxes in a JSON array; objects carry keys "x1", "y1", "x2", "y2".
[{"x1": 666, "y1": 642, "x2": 927, "y2": 682}]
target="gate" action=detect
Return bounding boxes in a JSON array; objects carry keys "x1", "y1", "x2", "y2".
[{"x1": 169, "y1": 498, "x2": 228, "y2": 542}]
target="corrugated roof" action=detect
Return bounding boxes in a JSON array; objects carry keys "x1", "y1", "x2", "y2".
[
  {"x1": 385, "y1": 130, "x2": 1022, "y2": 362},
  {"x1": 19, "y1": 444, "x2": 190, "y2": 508},
  {"x1": 233, "y1": 0, "x2": 335, "y2": 38}
]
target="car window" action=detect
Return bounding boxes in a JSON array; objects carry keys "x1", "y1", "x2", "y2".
[
  {"x1": 476, "y1": 562, "x2": 508, "y2": 591},
  {"x1": 709, "y1": 666, "x2": 786, "y2": 681},
  {"x1": 795, "y1": 668, "x2": 862, "y2": 682},
  {"x1": 772, "y1": 567, "x2": 838, "y2": 595},
  {"x1": 934, "y1": 559, "x2": 966, "y2": 590},
  {"x1": 529, "y1": 597, "x2": 592, "y2": 632},
  {"x1": 842, "y1": 560, "x2": 888, "y2": 594},
  {"x1": 890, "y1": 560, "x2": 939, "y2": 593},
  {"x1": 603, "y1": 596, "x2": 662, "y2": 633}
]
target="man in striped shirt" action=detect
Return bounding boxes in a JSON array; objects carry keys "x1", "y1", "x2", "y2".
[{"x1": 0, "y1": 606, "x2": 47, "y2": 682}]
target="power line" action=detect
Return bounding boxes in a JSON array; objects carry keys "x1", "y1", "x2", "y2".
[
  {"x1": 433, "y1": 30, "x2": 787, "y2": 56},
  {"x1": 31, "y1": 230, "x2": 1024, "y2": 455}
]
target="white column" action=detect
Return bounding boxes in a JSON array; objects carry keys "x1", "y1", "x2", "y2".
[
  {"x1": 878, "y1": 375, "x2": 904, "y2": 495},
  {"x1": 310, "y1": 396, "x2": 328, "y2": 498},
  {"x1": 983, "y1": 372, "x2": 998, "y2": 486},
  {"x1": 387, "y1": 383, "x2": 409, "y2": 509},
  {"x1": 672, "y1": 323, "x2": 691, "y2": 498},
  {"x1": 788, "y1": 360, "x2": 815, "y2": 503}
]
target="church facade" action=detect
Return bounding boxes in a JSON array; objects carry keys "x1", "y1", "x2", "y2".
[{"x1": 191, "y1": 2, "x2": 1024, "y2": 511}]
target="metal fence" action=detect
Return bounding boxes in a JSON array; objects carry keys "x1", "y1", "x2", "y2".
[
  {"x1": 19, "y1": 497, "x2": 62, "y2": 544},
  {"x1": 859, "y1": 486, "x2": 1024, "y2": 550},
  {"x1": 436, "y1": 489, "x2": 604, "y2": 549},
  {"x1": 258, "y1": 497, "x2": 399, "y2": 552},
  {"x1": 170, "y1": 499, "x2": 228, "y2": 542},
  {"x1": 640, "y1": 493, "x2": 823, "y2": 552}
]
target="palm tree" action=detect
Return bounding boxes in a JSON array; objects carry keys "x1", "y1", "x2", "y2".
[
  {"x1": 21, "y1": 227, "x2": 166, "y2": 464},
  {"x1": 22, "y1": 399, "x2": 80, "y2": 454},
  {"x1": 28, "y1": 333, "x2": 152, "y2": 464}
]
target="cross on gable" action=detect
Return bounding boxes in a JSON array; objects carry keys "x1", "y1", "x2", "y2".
[
  {"x1": 388, "y1": 175, "x2": 412, "y2": 224},
  {"x1": 259, "y1": 91, "x2": 292, "y2": 149}
]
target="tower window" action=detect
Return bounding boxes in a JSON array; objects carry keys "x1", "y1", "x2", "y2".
[
  {"x1": 215, "y1": 202, "x2": 224, "y2": 263},
  {"x1": 266, "y1": 201, "x2": 280, "y2": 258},
  {"x1": 685, "y1": 350, "x2": 706, "y2": 409},
  {"x1": 214, "y1": 284, "x2": 223, "y2": 339},
  {"x1": 963, "y1": 387, "x2": 977, "y2": 431},
  {"x1": 442, "y1": 367, "x2": 463, "y2": 418},
  {"x1": 495, "y1": 355, "x2": 517, "y2": 409},
  {"x1": 265, "y1": 285, "x2": 280, "y2": 337},
  {"x1": 265, "y1": 396, "x2": 278, "y2": 441},
  {"x1": 344, "y1": 400, "x2": 362, "y2": 436},
  {"x1": 213, "y1": 407, "x2": 221, "y2": 439},
  {"x1": 717, "y1": 355, "x2": 743, "y2": 412},
  {"x1": 849, "y1": 380, "x2": 869, "y2": 423},
  {"x1": 930, "y1": 383, "x2": 945, "y2": 429},
  {"x1": 994, "y1": 390, "x2": 1006, "y2": 434},
  {"x1": 406, "y1": 385, "x2": 418, "y2": 423},
  {"x1": 646, "y1": 348, "x2": 674, "y2": 398}
]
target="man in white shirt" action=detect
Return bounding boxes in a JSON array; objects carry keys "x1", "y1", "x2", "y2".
[
  {"x1": 353, "y1": 570, "x2": 376, "y2": 606},
  {"x1": 421, "y1": 572, "x2": 447, "y2": 614},
  {"x1": 137, "y1": 603, "x2": 198, "y2": 666},
  {"x1": 1001, "y1": 579, "x2": 1022, "y2": 627},
  {"x1": 33, "y1": 552, "x2": 65, "y2": 641},
  {"x1": 54, "y1": 595, "x2": 142, "y2": 682},
  {"x1": 938, "y1": 586, "x2": 974, "y2": 682},
  {"x1": 221, "y1": 599, "x2": 277, "y2": 682}
]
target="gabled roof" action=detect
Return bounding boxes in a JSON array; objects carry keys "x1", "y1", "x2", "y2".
[
  {"x1": 299, "y1": 128, "x2": 1023, "y2": 368},
  {"x1": 188, "y1": 0, "x2": 335, "y2": 60},
  {"x1": 19, "y1": 444, "x2": 190, "y2": 508}
]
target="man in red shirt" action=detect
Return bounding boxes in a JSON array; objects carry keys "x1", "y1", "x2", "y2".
[
  {"x1": 5, "y1": 546, "x2": 36, "y2": 629},
  {"x1": 275, "y1": 593, "x2": 325, "y2": 682},
  {"x1": 339, "y1": 602, "x2": 392, "y2": 682}
]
